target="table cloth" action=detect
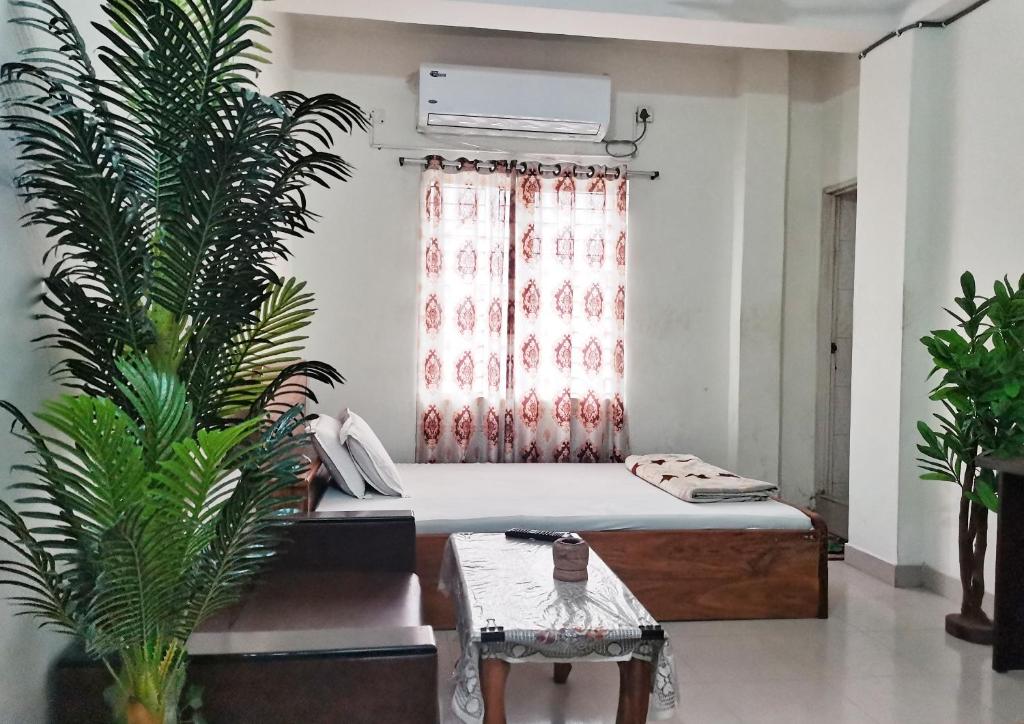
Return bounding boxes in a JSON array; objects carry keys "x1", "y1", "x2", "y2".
[{"x1": 439, "y1": 532, "x2": 678, "y2": 723}]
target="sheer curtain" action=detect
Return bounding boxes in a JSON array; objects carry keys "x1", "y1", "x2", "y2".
[
  {"x1": 415, "y1": 160, "x2": 629, "y2": 463},
  {"x1": 508, "y1": 167, "x2": 629, "y2": 463},
  {"x1": 415, "y1": 160, "x2": 512, "y2": 463}
]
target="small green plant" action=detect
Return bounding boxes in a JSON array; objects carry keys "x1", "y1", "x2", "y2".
[
  {"x1": 0, "y1": 359, "x2": 307, "y2": 723},
  {"x1": 917, "y1": 272, "x2": 1024, "y2": 635}
]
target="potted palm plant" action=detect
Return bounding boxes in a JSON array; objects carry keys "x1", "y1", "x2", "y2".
[
  {"x1": 917, "y1": 272, "x2": 1024, "y2": 644},
  {"x1": 0, "y1": 0, "x2": 366, "y2": 720},
  {"x1": 1, "y1": 358, "x2": 308, "y2": 723}
]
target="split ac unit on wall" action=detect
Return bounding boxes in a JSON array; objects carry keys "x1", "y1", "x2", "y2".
[{"x1": 417, "y1": 64, "x2": 612, "y2": 142}]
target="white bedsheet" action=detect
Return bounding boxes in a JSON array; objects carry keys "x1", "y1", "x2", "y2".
[{"x1": 316, "y1": 463, "x2": 812, "y2": 534}]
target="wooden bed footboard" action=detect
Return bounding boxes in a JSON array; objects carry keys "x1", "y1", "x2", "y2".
[{"x1": 417, "y1": 510, "x2": 828, "y2": 629}]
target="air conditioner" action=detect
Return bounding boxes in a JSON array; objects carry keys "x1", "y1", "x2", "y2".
[{"x1": 418, "y1": 64, "x2": 611, "y2": 142}]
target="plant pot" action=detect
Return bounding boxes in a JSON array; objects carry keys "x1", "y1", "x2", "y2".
[
  {"x1": 125, "y1": 700, "x2": 169, "y2": 724},
  {"x1": 112, "y1": 645, "x2": 188, "y2": 724},
  {"x1": 945, "y1": 612, "x2": 994, "y2": 646}
]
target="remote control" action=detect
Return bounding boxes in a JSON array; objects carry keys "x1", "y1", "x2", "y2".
[{"x1": 504, "y1": 528, "x2": 574, "y2": 542}]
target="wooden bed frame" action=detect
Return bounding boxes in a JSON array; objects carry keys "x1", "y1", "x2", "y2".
[{"x1": 305, "y1": 466, "x2": 829, "y2": 630}]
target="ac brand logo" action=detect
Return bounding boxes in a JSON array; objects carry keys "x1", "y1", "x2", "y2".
[{"x1": 429, "y1": 70, "x2": 447, "y2": 78}]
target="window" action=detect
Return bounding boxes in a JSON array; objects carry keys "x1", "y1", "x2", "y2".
[{"x1": 416, "y1": 160, "x2": 628, "y2": 463}]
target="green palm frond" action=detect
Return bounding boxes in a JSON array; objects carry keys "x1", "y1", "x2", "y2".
[
  {"x1": 114, "y1": 358, "x2": 195, "y2": 467},
  {"x1": 181, "y1": 406, "x2": 308, "y2": 630},
  {"x1": 209, "y1": 277, "x2": 318, "y2": 418},
  {"x1": 251, "y1": 360, "x2": 345, "y2": 421},
  {"x1": 2, "y1": 0, "x2": 366, "y2": 414},
  {"x1": 0, "y1": 358, "x2": 303, "y2": 660},
  {"x1": 2, "y1": 3, "x2": 360, "y2": 717},
  {"x1": 0, "y1": 497, "x2": 77, "y2": 633}
]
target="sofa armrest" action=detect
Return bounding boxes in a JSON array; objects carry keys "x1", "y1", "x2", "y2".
[{"x1": 272, "y1": 509, "x2": 416, "y2": 574}]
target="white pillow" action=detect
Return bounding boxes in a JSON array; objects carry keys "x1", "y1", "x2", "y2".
[
  {"x1": 339, "y1": 410, "x2": 405, "y2": 497},
  {"x1": 310, "y1": 415, "x2": 367, "y2": 499}
]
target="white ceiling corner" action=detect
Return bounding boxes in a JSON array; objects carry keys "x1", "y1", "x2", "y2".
[{"x1": 273, "y1": 0, "x2": 977, "y2": 53}]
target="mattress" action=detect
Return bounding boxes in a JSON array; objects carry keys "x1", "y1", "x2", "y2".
[{"x1": 316, "y1": 463, "x2": 812, "y2": 534}]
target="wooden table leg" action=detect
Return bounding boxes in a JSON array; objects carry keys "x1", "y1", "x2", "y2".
[
  {"x1": 553, "y1": 662, "x2": 572, "y2": 683},
  {"x1": 615, "y1": 658, "x2": 653, "y2": 724},
  {"x1": 480, "y1": 658, "x2": 511, "y2": 724},
  {"x1": 616, "y1": 662, "x2": 629, "y2": 724}
]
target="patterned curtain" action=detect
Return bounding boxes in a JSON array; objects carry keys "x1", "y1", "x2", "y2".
[
  {"x1": 416, "y1": 160, "x2": 512, "y2": 463},
  {"x1": 416, "y1": 160, "x2": 629, "y2": 463},
  {"x1": 508, "y1": 167, "x2": 629, "y2": 463}
]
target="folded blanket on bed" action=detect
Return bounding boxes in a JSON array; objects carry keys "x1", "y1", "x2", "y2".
[{"x1": 625, "y1": 454, "x2": 779, "y2": 503}]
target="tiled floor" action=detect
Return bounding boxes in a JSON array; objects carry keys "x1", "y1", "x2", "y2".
[{"x1": 435, "y1": 562, "x2": 1024, "y2": 723}]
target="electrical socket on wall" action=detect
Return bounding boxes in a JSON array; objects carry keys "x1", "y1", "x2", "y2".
[
  {"x1": 369, "y1": 108, "x2": 386, "y2": 146},
  {"x1": 635, "y1": 105, "x2": 653, "y2": 127}
]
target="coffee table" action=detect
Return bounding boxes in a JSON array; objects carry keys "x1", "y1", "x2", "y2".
[{"x1": 439, "y1": 533, "x2": 677, "y2": 724}]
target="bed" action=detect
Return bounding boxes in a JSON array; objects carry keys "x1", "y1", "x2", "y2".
[{"x1": 308, "y1": 463, "x2": 828, "y2": 628}]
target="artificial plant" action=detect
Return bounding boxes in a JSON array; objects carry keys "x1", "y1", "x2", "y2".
[
  {"x1": 917, "y1": 272, "x2": 1024, "y2": 643},
  {"x1": 0, "y1": 0, "x2": 366, "y2": 721},
  {"x1": 1, "y1": 0, "x2": 365, "y2": 416},
  {"x1": 1, "y1": 359, "x2": 306, "y2": 723}
]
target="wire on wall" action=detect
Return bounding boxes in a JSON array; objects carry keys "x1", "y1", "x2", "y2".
[
  {"x1": 604, "y1": 109, "x2": 651, "y2": 159},
  {"x1": 859, "y1": 0, "x2": 993, "y2": 59}
]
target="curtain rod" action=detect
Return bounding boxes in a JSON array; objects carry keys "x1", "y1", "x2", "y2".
[
  {"x1": 397, "y1": 156, "x2": 660, "y2": 181},
  {"x1": 859, "y1": 0, "x2": 992, "y2": 58}
]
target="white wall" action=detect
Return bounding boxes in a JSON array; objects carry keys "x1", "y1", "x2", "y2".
[
  {"x1": 0, "y1": 7, "x2": 82, "y2": 720},
  {"x1": 287, "y1": 16, "x2": 764, "y2": 465},
  {"x1": 848, "y1": 35, "x2": 917, "y2": 567},
  {"x1": 283, "y1": 16, "x2": 858, "y2": 482},
  {"x1": 903, "y1": 3, "x2": 1024, "y2": 584},
  {"x1": 0, "y1": 130, "x2": 63, "y2": 724},
  {"x1": 818, "y1": 58, "x2": 860, "y2": 192},
  {"x1": 259, "y1": 12, "x2": 295, "y2": 95},
  {"x1": 850, "y1": 0, "x2": 1024, "y2": 589},
  {"x1": 779, "y1": 52, "x2": 859, "y2": 506},
  {"x1": 727, "y1": 50, "x2": 789, "y2": 482}
]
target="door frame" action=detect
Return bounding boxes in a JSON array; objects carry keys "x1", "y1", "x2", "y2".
[{"x1": 814, "y1": 179, "x2": 857, "y2": 539}]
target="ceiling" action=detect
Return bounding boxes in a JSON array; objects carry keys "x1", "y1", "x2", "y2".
[
  {"x1": 276, "y1": 0, "x2": 979, "y2": 53},
  {"x1": 453, "y1": 0, "x2": 914, "y2": 31}
]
